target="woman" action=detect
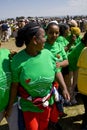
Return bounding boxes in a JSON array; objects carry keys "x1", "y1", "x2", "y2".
[
  {"x1": 68, "y1": 32, "x2": 87, "y2": 105},
  {"x1": 0, "y1": 46, "x2": 18, "y2": 130},
  {"x1": 44, "y1": 21, "x2": 70, "y2": 117},
  {"x1": 77, "y1": 47, "x2": 87, "y2": 130},
  {"x1": 45, "y1": 21, "x2": 69, "y2": 97},
  {"x1": 5, "y1": 22, "x2": 70, "y2": 130},
  {"x1": 45, "y1": 22, "x2": 68, "y2": 69},
  {"x1": 66, "y1": 26, "x2": 82, "y2": 52},
  {"x1": 56, "y1": 23, "x2": 81, "y2": 105},
  {"x1": 57, "y1": 23, "x2": 71, "y2": 52}
]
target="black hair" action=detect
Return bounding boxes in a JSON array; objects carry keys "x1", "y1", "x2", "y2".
[
  {"x1": 16, "y1": 22, "x2": 40, "y2": 47},
  {"x1": 81, "y1": 31, "x2": 87, "y2": 45},
  {"x1": 45, "y1": 22, "x2": 59, "y2": 32},
  {"x1": 58, "y1": 23, "x2": 69, "y2": 36}
]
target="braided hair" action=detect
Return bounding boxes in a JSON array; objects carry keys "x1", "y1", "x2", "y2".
[
  {"x1": 58, "y1": 23, "x2": 69, "y2": 36},
  {"x1": 16, "y1": 22, "x2": 40, "y2": 47},
  {"x1": 81, "y1": 31, "x2": 87, "y2": 46}
]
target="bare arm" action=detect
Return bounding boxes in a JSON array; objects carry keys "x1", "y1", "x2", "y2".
[
  {"x1": 56, "y1": 59, "x2": 69, "y2": 68},
  {"x1": 55, "y1": 72, "x2": 70, "y2": 101},
  {"x1": 5, "y1": 82, "x2": 18, "y2": 118}
]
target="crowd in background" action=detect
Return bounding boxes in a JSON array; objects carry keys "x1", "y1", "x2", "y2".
[{"x1": 0, "y1": 15, "x2": 87, "y2": 42}]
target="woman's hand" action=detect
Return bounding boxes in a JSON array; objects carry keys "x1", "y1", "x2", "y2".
[
  {"x1": 56, "y1": 62, "x2": 62, "y2": 68},
  {"x1": 62, "y1": 88, "x2": 70, "y2": 101},
  {"x1": 4, "y1": 105, "x2": 12, "y2": 118}
]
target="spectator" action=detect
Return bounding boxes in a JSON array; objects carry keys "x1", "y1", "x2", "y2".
[{"x1": 1, "y1": 23, "x2": 11, "y2": 42}]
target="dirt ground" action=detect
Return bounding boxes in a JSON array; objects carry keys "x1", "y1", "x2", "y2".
[
  {"x1": 0, "y1": 38, "x2": 85, "y2": 130},
  {"x1": 0, "y1": 38, "x2": 25, "y2": 52}
]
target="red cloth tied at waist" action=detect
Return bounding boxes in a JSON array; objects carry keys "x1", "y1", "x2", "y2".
[{"x1": 18, "y1": 84, "x2": 53, "y2": 106}]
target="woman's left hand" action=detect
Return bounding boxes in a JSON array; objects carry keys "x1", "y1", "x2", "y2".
[{"x1": 62, "y1": 88, "x2": 70, "y2": 101}]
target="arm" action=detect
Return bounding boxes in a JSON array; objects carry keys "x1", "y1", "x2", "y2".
[
  {"x1": 56, "y1": 59, "x2": 69, "y2": 68},
  {"x1": 55, "y1": 72, "x2": 70, "y2": 101},
  {"x1": 5, "y1": 82, "x2": 18, "y2": 118},
  {"x1": 56, "y1": 45, "x2": 69, "y2": 68}
]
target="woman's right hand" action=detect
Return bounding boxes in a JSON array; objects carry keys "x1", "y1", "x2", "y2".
[{"x1": 4, "y1": 105, "x2": 12, "y2": 118}]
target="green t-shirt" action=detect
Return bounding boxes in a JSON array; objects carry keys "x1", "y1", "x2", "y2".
[
  {"x1": 57, "y1": 36, "x2": 69, "y2": 48},
  {"x1": 67, "y1": 34, "x2": 82, "y2": 46},
  {"x1": 44, "y1": 41, "x2": 67, "y2": 72},
  {"x1": 68, "y1": 41, "x2": 85, "y2": 71},
  {"x1": 66, "y1": 34, "x2": 82, "y2": 52},
  {"x1": 0, "y1": 48, "x2": 12, "y2": 112},
  {"x1": 11, "y1": 49, "x2": 57, "y2": 112}
]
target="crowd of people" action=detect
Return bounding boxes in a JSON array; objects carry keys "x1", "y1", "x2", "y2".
[
  {"x1": 0, "y1": 15, "x2": 87, "y2": 42},
  {"x1": 0, "y1": 16, "x2": 87, "y2": 130}
]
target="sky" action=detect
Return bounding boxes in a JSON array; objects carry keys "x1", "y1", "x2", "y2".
[{"x1": 0, "y1": 0, "x2": 87, "y2": 19}]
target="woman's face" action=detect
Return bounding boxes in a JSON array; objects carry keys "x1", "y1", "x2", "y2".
[
  {"x1": 35, "y1": 28, "x2": 46, "y2": 51},
  {"x1": 64, "y1": 27, "x2": 70, "y2": 37},
  {"x1": 46, "y1": 25, "x2": 59, "y2": 44}
]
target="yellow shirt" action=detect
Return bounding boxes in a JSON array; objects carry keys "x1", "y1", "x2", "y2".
[{"x1": 77, "y1": 47, "x2": 87, "y2": 95}]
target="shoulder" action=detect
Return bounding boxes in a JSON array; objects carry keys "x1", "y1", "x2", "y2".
[
  {"x1": 11, "y1": 49, "x2": 27, "y2": 66},
  {"x1": 0, "y1": 48, "x2": 10, "y2": 58},
  {"x1": 77, "y1": 47, "x2": 87, "y2": 68},
  {"x1": 42, "y1": 49, "x2": 57, "y2": 61},
  {"x1": 42, "y1": 48, "x2": 53, "y2": 55},
  {"x1": 12, "y1": 49, "x2": 25, "y2": 59},
  {"x1": 79, "y1": 47, "x2": 87, "y2": 58},
  {"x1": 57, "y1": 36, "x2": 63, "y2": 42},
  {"x1": 0, "y1": 48, "x2": 10, "y2": 53}
]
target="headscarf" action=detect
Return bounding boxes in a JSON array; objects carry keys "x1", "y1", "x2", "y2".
[
  {"x1": 68, "y1": 19, "x2": 78, "y2": 27},
  {"x1": 71, "y1": 27, "x2": 81, "y2": 36}
]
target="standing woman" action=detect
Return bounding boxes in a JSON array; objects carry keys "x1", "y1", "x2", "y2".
[
  {"x1": 44, "y1": 21, "x2": 70, "y2": 123},
  {"x1": 45, "y1": 22, "x2": 69, "y2": 99},
  {"x1": 77, "y1": 47, "x2": 87, "y2": 130},
  {"x1": 0, "y1": 46, "x2": 18, "y2": 130},
  {"x1": 4, "y1": 22, "x2": 68, "y2": 130},
  {"x1": 68, "y1": 32, "x2": 87, "y2": 105}
]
